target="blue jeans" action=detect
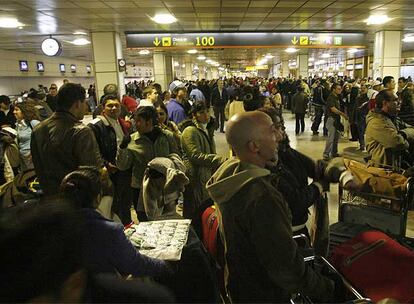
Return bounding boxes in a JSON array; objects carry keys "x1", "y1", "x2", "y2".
[{"x1": 323, "y1": 116, "x2": 340, "y2": 158}]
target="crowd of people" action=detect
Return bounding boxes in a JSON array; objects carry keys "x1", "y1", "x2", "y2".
[{"x1": 0, "y1": 72, "x2": 414, "y2": 302}]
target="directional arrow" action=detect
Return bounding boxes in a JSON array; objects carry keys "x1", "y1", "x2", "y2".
[
  {"x1": 153, "y1": 37, "x2": 161, "y2": 46},
  {"x1": 291, "y1": 36, "x2": 298, "y2": 45}
]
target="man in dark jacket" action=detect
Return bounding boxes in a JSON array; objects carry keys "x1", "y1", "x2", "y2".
[
  {"x1": 89, "y1": 94, "x2": 132, "y2": 224},
  {"x1": 210, "y1": 80, "x2": 228, "y2": 133},
  {"x1": 31, "y1": 83, "x2": 103, "y2": 195},
  {"x1": 292, "y1": 86, "x2": 308, "y2": 134},
  {"x1": 45, "y1": 83, "x2": 58, "y2": 112},
  {"x1": 0, "y1": 95, "x2": 16, "y2": 128},
  {"x1": 206, "y1": 111, "x2": 335, "y2": 303}
]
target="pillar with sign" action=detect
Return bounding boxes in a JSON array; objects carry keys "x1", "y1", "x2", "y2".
[
  {"x1": 297, "y1": 54, "x2": 309, "y2": 78},
  {"x1": 91, "y1": 32, "x2": 125, "y2": 99},
  {"x1": 373, "y1": 31, "x2": 402, "y2": 82},
  {"x1": 153, "y1": 52, "x2": 173, "y2": 92}
]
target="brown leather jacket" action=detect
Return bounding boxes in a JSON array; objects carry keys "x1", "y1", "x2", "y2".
[{"x1": 31, "y1": 111, "x2": 103, "y2": 195}]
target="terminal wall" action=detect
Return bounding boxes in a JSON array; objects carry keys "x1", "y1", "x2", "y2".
[{"x1": 0, "y1": 49, "x2": 95, "y2": 95}]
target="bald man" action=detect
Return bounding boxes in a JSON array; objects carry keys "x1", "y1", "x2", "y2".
[{"x1": 206, "y1": 111, "x2": 335, "y2": 303}]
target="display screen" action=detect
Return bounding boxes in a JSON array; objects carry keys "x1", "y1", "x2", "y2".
[
  {"x1": 36, "y1": 62, "x2": 45, "y2": 72},
  {"x1": 59, "y1": 64, "x2": 66, "y2": 72},
  {"x1": 70, "y1": 64, "x2": 76, "y2": 72},
  {"x1": 86, "y1": 65, "x2": 91, "y2": 73},
  {"x1": 19, "y1": 60, "x2": 28, "y2": 71}
]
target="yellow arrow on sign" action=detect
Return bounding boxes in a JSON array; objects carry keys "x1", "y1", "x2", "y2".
[
  {"x1": 291, "y1": 36, "x2": 298, "y2": 45},
  {"x1": 153, "y1": 37, "x2": 161, "y2": 46}
]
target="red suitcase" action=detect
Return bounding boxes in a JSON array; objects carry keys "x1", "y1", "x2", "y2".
[{"x1": 329, "y1": 230, "x2": 414, "y2": 303}]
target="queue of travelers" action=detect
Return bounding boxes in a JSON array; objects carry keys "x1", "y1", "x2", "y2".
[{"x1": 1, "y1": 72, "x2": 414, "y2": 303}]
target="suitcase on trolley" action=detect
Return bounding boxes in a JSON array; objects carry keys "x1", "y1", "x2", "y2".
[{"x1": 329, "y1": 230, "x2": 414, "y2": 303}]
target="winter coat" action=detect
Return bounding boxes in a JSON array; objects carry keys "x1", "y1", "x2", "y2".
[
  {"x1": 365, "y1": 110, "x2": 410, "y2": 167},
  {"x1": 292, "y1": 92, "x2": 308, "y2": 114},
  {"x1": 31, "y1": 111, "x2": 103, "y2": 195},
  {"x1": 206, "y1": 158, "x2": 334, "y2": 303},
  {"x1": 211, "y1": 86, "x2": 229, "y2": 107},
  {"x1": 116, "y1": 127, "x2": 179, "y2": 189},
  {"x1": 180, "y1": 118, "x2": 225, "y2": 217}
]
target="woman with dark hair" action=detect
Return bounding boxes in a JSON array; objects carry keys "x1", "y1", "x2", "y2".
[
  {"x1": 61, "y1": 166, "x2": 173, "y2": 278},
  {"x1": 155, "y1": 101, "x2": 181, "y2": 145},
  {"x1": 13, "y1": 102, "x2": 40, "y2": 171},
  {"x1": 180, "y1": 101, "x2": 226, "y2": 219}
]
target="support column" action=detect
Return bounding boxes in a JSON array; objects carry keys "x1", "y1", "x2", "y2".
[
  {"x1": 363, "y1": 56, "x2": 370, "y2": 78},
  {"x1": 211, "y1": 67, "x2": 219, "y2": 79},
  {"x1": 185, "y1": 62, "x2": 192, "y2": 80},
  {"x1": 373, "y1": 30, "x2": 402, "y2": 83},
  {"x1": 281, "y1": 60, "x2": 289, "y2": 77},
  {"x1": 297, "y1": 54, "x2": 309, "y2": 78},
  {"x1": 153, "y1": 52, "x2": 173, "y2": 92},
  {"x1": 198, "y1": 65, "x2": 206, "y2": 79},
  {"x1": 91, "y1": 32, "x2": 125, "y2": 99},
  {"x1": 206, "y1": 67, "x2": 212, "y2": 80}
]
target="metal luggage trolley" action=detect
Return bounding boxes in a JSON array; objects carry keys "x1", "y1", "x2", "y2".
[{"x1": 338, "y1": 175, "x2": 414, "y2": 237}]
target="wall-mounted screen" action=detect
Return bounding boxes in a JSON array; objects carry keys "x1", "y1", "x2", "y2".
[
  {"x1": 36, "y1": 62, "x2": 45, "y2": 72},
  {"x1": 70, "y1": 64, "x2": 76, "y2": 73},
  {"x1": 19, "y1": 60, "x2": 28, "y2": 71},
  {"x1": 59, "y1": 64, "x2": 66, "y2": 72}
]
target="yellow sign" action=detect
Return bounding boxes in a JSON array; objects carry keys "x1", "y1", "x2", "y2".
[
  {"x1": 334, "y1": 36, "x2": 342, "y2": 45},
  {"x1": 162, "y1": 37, "x2": 171, "y2": 47},
  {"x1": 291, "y1": 36, "x2": 298, "y2": 45},
  {"x1": 245, "y1": 65, "x2": 268, "y2": 71},
  {"x1": 300, "y1": 36, "x2": 309, "y2": 45},
  {"x1": 153, "y1": 37, "x2": 161, "y2": 46}
]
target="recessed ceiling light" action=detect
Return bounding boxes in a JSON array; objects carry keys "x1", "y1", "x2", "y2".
[
  {"x1": 70, "y1": 38, "x2": 90, "y2": 45},
  {"x1": 197, "y1": 55, "x2": 206, "y2": 60},
  {"x1": 0, "y1": 17, "x2": 24, "y2": 28},
  {"x1": 403, "y1": 35, "x2": 414, "y2": 43},
  {"x1": 187, "y1": 49, "x2": 197, "y2": 54},
  {"x1": 321, "y1": 53, "x2": 330, "y2": 58},
  {"x1": 206, "y1": 59, "x2": 213, "y2": 64},
  {"x1": 308, "y1": 57, "x2": 315, "y2": 62},
  {"x1": 347, "y1": 48, "x2": 359, "y2": 53},
  {"x1": 74, "y1": 31, "x2": 87, "y2": 35},
  {"x1": 365, "y1": 14, "x2": 391, "y2": 25},
  {"x1": 151, "y1": 13, "x2": 177, "y2": 24},
  {"x1": 174, "y1": 61, "x2": 180, "y2": 67},
  {"x1": 139, "y1": 49, "x2": 150, "y2": 55},
  {"x1": 265, "y1": 54, "x2": 274, "y2": 59},
  {"x1": 181, "y1": 64, "x2": 186, "y2": 68},
  {"x1": 285, "y1": 47, "x2": 298, "y2": 53}
]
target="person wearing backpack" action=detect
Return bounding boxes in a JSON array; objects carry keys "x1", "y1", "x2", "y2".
[{"x1": 13, "y1": 102, "x2": 40, "y2": 171}]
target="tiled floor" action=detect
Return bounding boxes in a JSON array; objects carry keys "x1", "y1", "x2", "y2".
[{"x1": 214, "y1": 111, "x2": 414, "y2": 238}]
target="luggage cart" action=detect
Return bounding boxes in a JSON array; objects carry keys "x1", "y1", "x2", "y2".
[
  {"x1": 337, "y1": 176, "x2": 414, "y2": 237},
  {"x1": 291, "y1": 256, "x2": 372, "y2": 304}
]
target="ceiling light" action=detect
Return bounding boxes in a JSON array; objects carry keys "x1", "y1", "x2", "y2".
[
  {"x1": 214, "y1": 63, "x2": 220, "y2": 67},
  {"x1": 309, "y1": 57, "x2": 314, "y2": 62},
  {"x1": 218, "y1": 67, "x2": 225, "y2": 71},
  {"x1": 197, "y1": 55, "x2": 206, "y2": 60},
  {"x1": 181, "y1": 64, "x2": 186, "y2": 68},
  {"x1": 139, "y1": 49, "x2": 150, "y2": 55},
  {"x1": 74, "y1": 31, "x2": 87, "y2": 35},
  {"x1": 321, "y1": 53, "x2": 330, "y2": 58},
  {"x1": 365, "y1": 14, "x2": 391, "y2": 25},
  {"x1": 206, "y1": 59, "x2": 213, "y2": 64},
  {"x1": 403, "y1": 35, "x2": 414, "y2": 43},
  {"x1": 70, "y1": 38, "x2": 90, "y2": 45},
  {"x1": 174, "y1": 61, "x2": 180, "y2": 67},
  {"x1": 265, "y1": 54, "x2": 274, "y2": 59},
  {"x1": 151, "y1": 13, "x2": 177, "y2": 24},
  {"x1": 193, "y1": 65, "x2": 199, "y2": 70},
  {"x1": 285, "y1": 47, "x2": 298, "y2": 53},
  {"x1": 347, "y1": 48, "x2": 359, "y2": 54},
  {"x1": 187, "y1": 49, "x2": 197, "y2": 54},
  {"x1": 0, "y1": 17, "x2": 24, "y2": 28},
  {"x1": 318, "y1": 60, "x2": 326, "y2": 64}
]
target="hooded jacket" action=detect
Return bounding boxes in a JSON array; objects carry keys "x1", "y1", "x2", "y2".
[
  {"x1": 180, "y1": 118, "x2": 225, "y2": 217},
  {"x1": 365, "y1": 110, "x2": 409, "y2": 167},
  {"x1": 206, "y1": 158, "x2": 334, "y2": 303}
]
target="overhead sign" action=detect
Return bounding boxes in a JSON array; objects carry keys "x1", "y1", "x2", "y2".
[
  {"x1": 245, "y1": 65, "x2": 269, "y2": 71},
  {"x1": 126, "y1": 32, "x2": 366, "y2": 49}
]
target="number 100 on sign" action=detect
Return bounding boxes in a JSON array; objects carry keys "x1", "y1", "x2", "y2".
[{"x1": 195, "y1": 36, "x2": 215, "y2": 46}]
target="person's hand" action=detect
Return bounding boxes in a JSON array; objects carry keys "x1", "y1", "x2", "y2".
[
  {"x1": 119, "y1": 134, "x2": 131, "y2": 149},
  {"x1": 106, "y1": 162, "x2": 118, "y2": 174}
]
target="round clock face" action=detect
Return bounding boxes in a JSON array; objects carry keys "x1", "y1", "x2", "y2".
[
  {"x1": 41, "y1": 38, "x2": 61, "y2": 57},
  {"x1": 119, "y1": 59, "x2": 126, "y2": 67}
]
